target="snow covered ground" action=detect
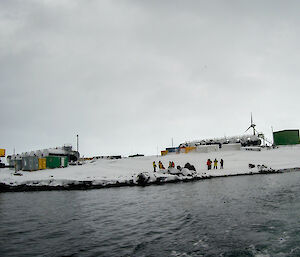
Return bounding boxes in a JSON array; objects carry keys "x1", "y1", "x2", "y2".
[{"x1": 1, "y1": 145, "x2": 300, "y2": 191}]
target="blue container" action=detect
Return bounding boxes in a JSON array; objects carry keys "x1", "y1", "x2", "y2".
[{"x1": 166, "y1": 147, "x2": 176, "y2": 153}]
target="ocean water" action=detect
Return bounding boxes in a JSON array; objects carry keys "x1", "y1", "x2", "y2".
[{"x1": 1, "y1": 172, "x2": 300, "y2": 257}]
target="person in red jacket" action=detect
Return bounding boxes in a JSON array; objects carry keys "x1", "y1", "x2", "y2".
[
  {"x1": 171, "y1": 161, "x2": 175, "y2": 168},
  {"x1": 207, "y1": 159, "x2": 212, "y2": 170}
]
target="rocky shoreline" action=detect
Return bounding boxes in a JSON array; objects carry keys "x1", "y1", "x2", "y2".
[{"x1": 0, "y1": 168, "x2": 296, "y2": 193}]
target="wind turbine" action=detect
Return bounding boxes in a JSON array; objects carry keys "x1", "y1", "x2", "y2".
[
  {"x1": 245, "y1": 113, "x2": 257, "y2": 135},
  {"x1": 244, "y1": 113, "x2": 272, "y2": 146}
]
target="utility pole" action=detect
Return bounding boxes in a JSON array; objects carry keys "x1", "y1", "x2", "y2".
[
  {"x1": 76, "y1": 134, "x2": 79, "y2": 164},
  {"x1": 172, "y1": 138, "x2": 173, "y2": 147},
  {"x1": 76, "y1": 134, "x2": 79, "y2": 152}
]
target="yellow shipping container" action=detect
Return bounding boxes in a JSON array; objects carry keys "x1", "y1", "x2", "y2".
[
  {"x1": 185, "y1": 147, "x2": 196, "y2": 153},
  {"x1": 38, "y1": 158, "x2": 47, "y2": 170},
  {"x1": 0, "y1": 149, "x2": 5, "y2": 157},
  {"x1": 161, "y1": 150, "x2": 168, "y2": 156}
]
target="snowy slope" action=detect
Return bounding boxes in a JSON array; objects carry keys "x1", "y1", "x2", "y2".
[{"x1": 1, "y1": 145, "x2": 300, "y2": 189}]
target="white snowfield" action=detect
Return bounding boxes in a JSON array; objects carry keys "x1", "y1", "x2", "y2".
[{"x1": 1, "y1": 145, "x2": 300, "y2": 188}]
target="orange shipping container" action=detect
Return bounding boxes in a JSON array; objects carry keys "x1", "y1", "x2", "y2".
[{"x1": 0, "y1": 149, "x2": 5, "y2": 157}]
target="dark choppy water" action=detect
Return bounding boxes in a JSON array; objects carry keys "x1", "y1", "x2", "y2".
[{"x1": 1, "y1": 172, "x2": 300, "y2": 257}]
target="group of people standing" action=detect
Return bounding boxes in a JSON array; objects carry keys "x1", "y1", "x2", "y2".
[
  {"x1": 206, "y1": 158, "x2": 224, "y2": 170},
  {"x1": 153, "y1": 161, "x2": 175, "y2": 172},
  {"x1": 153, "y1": 159, "x2": 224, "y2": 172}
]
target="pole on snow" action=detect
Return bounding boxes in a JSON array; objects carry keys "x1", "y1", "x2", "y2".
[{"x1": 76, "y1": 134, "x2": 79, "y2": 153}]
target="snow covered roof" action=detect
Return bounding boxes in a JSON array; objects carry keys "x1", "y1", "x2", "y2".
[
  {"x1": 9, "y1": 145, "x2": 78, "y2": 160},
  {"x1": 180, "y1": 134, "x2": 261, "y2": 147}
]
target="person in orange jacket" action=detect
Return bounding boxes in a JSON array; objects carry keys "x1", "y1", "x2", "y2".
[{"x1": 158, "y1": 161, "x2": 165, "y2": 169}]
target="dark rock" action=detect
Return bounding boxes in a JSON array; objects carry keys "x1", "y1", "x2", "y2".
[
  {"x1": 13, "y1": 173, "x2": 23, "y2": 176},
  {"x1": 184, "y1": 162, "x2": 196, "y2": 171},
  {"x1": 136, "y1": 173, "x2": 150, "y2": 186}
]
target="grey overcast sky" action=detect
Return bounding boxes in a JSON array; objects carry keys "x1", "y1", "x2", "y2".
[{"x1": 1, "y1": 0, "x2": 300, "y2": 157}]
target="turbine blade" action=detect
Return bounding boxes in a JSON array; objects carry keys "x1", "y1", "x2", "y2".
[{"x1": 245, "y1": 126, "x2": 251, "y2": 133}]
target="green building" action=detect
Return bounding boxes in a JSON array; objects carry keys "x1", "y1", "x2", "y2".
[
  {"x1": 273, "y1": 130, "x2": 300, "y2": 146},
  {"x1": 46, "y1": 156, "x2": 68, "y2": 169}
]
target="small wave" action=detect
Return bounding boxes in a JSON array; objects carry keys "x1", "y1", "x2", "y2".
[{"x1": 170, "y1": 250, "x2": 192, "y2": 257}]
